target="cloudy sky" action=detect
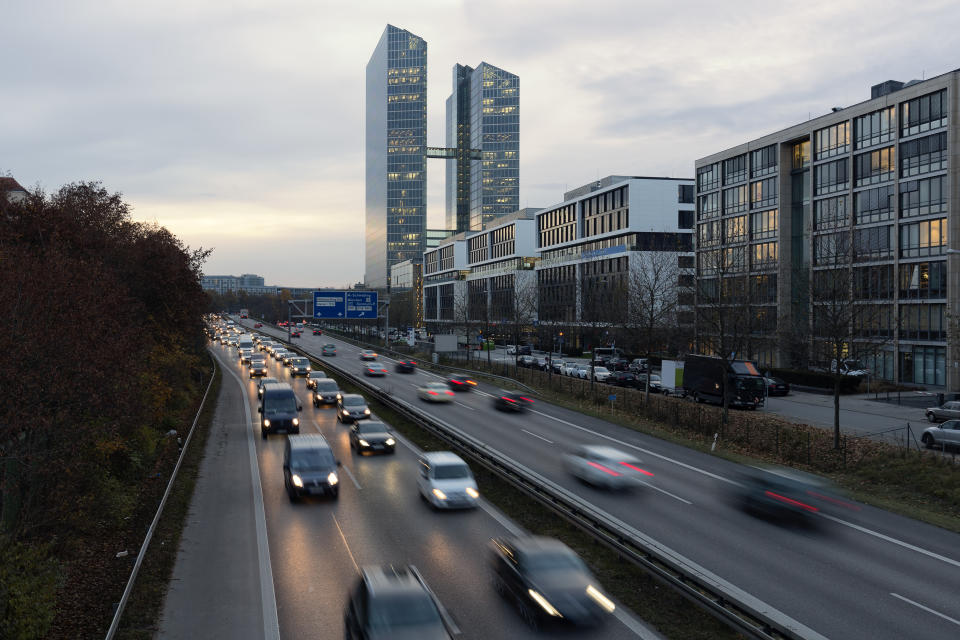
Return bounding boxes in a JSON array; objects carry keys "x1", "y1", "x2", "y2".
[{"x1": 3, "y1": 0, "x2": 959, "y2": 287}]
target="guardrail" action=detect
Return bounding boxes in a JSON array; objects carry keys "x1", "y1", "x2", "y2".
[{"x1": 258, "y1": 324, "x2": 824, "y2": 640}]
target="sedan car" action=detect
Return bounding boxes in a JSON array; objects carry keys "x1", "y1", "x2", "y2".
[
  {"x1": 257, "y1": 377, "x2": 279, "y2": 397},
  {"x1": 282, "y1": 353, "x2": 298, "y2": 366},
  {"x1": 322, "y1": 344, "x2": 337, "y2": 356},
  {"x1": 493, "y1": 390, "x2": 534, "y2": 412},
  {"x1": 609, "y1": 371, "x2": 636, "y2": 387},
  {"x1": 395, "y1": 359, "x2": 417, "y2": 373},
  {"x1": 305, "y1": 371, "x2": 328, "y2": 389},
  {"x1": 364, "y1": 362, "x2": 388, "y2": 377},
  {"x1": 249, "y1": 361, "x2": 269, "y2": 378},
  {"x1": 312, "y1": 379, "x2": 341, "y2": 406},
  {"x1": 337, "y1": 394, "x2": 371, "y2": 423},
  {"x1": 732, "y1": 466, "x2": 841, "y2": 525},
  {"x1": 592, "y1": 366, "x2": 612, "y2": 383},
  {"x1": 490, "y1": 536, "x2": 616, "y2": 629},
  {"x1": 239, "y1": 349, "x2": 255, "y2": 364},
  {"x1": 290, "y1": 330, "x2": 301, "y2": 338},
  {"x1": 254, "y1": 322, "x2": 263, "y2": 328},
  {"x1": 418, "y1": 382, "x2": 455, "y2": 403},
  {"x1": 765, "y1": 376, "x2": 790, "y2": 396},
  {"x1": 922, "y1": 419, "x2": 960, "y2": 449},
  {"x1": 288, "y1": 357, "x2": 312, "y2": 376},
  {"x1": 312, "y1": 328, "x2": 323, "y2": 335},
  {"x1": 925, "y1": 400, "x2": 960, "y2": 422},
  {"x1": 359, "y1": 349, "x2": 378, "y2": 361},
  {"x1": 636, "y1": 373, "x2": 662, "y2": 392},
  {"x1": 349, "y1": 421, "x2": 396, "y2": 455},
  {"x1": 272, "y1": 349, "x2": 289, "y2": 361},
  {"x1": 447, "y1": 374, "x2": 477, "y2": 391},
  {"x1": 564, "y1": 445, "x2": 653, "y2": 489}
]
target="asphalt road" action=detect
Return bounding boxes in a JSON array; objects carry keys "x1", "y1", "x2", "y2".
[
  {"x1": 184, "y1": 338, "x2": 652, "y2": 639},
  {"x1": 256, "y1": 323, "x2": 960, "y2": 640}
]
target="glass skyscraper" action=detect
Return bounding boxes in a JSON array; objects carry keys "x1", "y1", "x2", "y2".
[
  {"x1": 365, "y1": 25, "x2": 427, "y2": 289},
  {"x1": 445, "y1": 62, "x2": 519, "y2": 233}
]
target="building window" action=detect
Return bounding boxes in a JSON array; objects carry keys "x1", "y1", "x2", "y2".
[
  {"x1": 724, "y1": 246, "x2": 746, "y2": 271},
  {"x1": 814, "y1": 196, "x2": 848, "y2": 230},
  {"x1": 750, "y1": 177, "x2": 777, "y2": 208},
  {"x1": 814, "y1": 122, "x2": 850, "y2": 160},
  {"x1": 678, "y1": 255, "x2": 695, "y2": 268},
  {"x1": 855, "y1": 106, "x2": 895, "y2": 148},
  {"x1": 900, "y1": 218, "x2": 947, "y2": 258},
  {"x1": 814, "y1": 231, "x2": 850, "y2": 265},
  {"x1": 751, "y1": 145, "x2": 778, "y2": 178},
  {"x1": 900, "y1": 176, "x2": 946, "y2": 218},
  {"x1": 750, "y1": 209, "x2": 779, "y2": 240},
  {"x1": 723, "y1": 185, "x2": 748, "y2": 213},
  {"x1": 899, "y1": 261, "x2": 947, "y2": 299},
  {"x1": 697, "y1": 163, "x2": 720, "y2": 191},
  {"x1": 814, "y1": 158, "x2": 848, "y2": 195},
  {"x1": 698, "y1": 192, "x2": 720, "y2": 219},
  {"x1": 854, "y1": 265, "x2": 894, "y2": 300},
  {"x1": 853, "y1": 186, "x2": 894, "y2": 224},
  {"x1": 901, "y1": 346, "x2": 945, "y2": 386},
  {"x1": 792, "y1": 140, "x2": 811, "y2": 169},
  {"x1": 678, "y1": 210, "x2": 694, "y2": 229},
  {"x1": 538, "y1": 203, "x2": 576, "y2": 248},
  {"x1": 900, "y1": 132, "x2": 947, "y2": 178},
  {"x1": 751, "y1": 242, "x2": 778, "y2": 270},
  {"x1": 678, "y1": 184, "x2": 694, "y2": 203},
  {"x1": 853, "y1": 305, "x2": 894, "y2": 338},
  {"x1": 853, "y1": 225, "x2": 894, "y2": 262},
  {"x1": 901, "y1": 89, "x2": 947, "y2": 137},
  {"x1": 750, "y1": 274, "x2": 778, "y2": 303},
  {"x1": 899, "y1": 304, "x2": 946, "y2": 341},
  {"x1": 725, "y1": 215, "x2": 748, "y2": 243},
  {"x1": 723, "y1": 154, "x2": 748, "y2": 184},
  {"x1": 698, "y1": 221, "x2": 721, "y2": 247},
  {"x1": 854, "y1": 146, "x2": 895, "y2": 186},
  {"x1": 469, "y1": 234, "x2": 489, "y2": 264}
]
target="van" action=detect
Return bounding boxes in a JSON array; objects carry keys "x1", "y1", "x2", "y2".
[
  {"x1": 283, "y1": 434, "x2": 340, "y2": 501},
  {"x1": 258, "y1": 382, "x2": 302, "y2": 439},
  {"x1": 237, "y1": 334, "x2": 255, "y2": 351}
]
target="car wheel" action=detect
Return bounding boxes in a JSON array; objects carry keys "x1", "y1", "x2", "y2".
[
  {"x1": 922, "y1": 433, "x2": 934, "y2": 448},
  {"x1": 261, "y1": 429, "x2": 268, "y2": 440},
  {"x1": 927, "y1": 412, "x2": 937, "y2": 422}
]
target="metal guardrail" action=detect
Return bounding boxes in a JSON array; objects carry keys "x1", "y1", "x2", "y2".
[
  {"x1": 104, "y1": 354, "x2": 218, "y2": 640},
  {"x1": 261, "y1": 325, "x2": 825, "y2": 640}
]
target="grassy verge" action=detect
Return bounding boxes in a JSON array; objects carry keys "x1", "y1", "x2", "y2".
[{"x1": 114, "y1": 360, "x2": 223, "y2": 640}]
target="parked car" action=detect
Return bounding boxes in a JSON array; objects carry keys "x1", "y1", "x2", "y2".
[
  {"x1": 564, "y1": 445, "x2": 652, "y2": 489},
  {"x1": 925, "y1": 401, "x2": 960, "y2": 422},
  {"x1": 922, "y1": 419, "x2": 960, "y2": 449},
  {"x1": 592, "y1": 366, "x2": 612, "y2": 383},
  {"x1": 492, "y1": 390, "x2": 534, "y2": 412},
  {"x1": 765, "y1": 377, "x2": 790, "y2": 396},
  {"x1": 506, "y1": 345, "x2": 517, "y2": 355},
  {"x1": 518, "y1": 355, "x2": 536, "y2": 368},
  {"x1": 575, "y1": 365, "x2": 591, "y2": 379},
  {"x1": 418, "y1": 382, "x2": 455, "y2": 403},
  {"x1": 636, "y1": 373, "x2": 663, "y2": 392},
  {"x1": 628, "y1": 358, "x2": 648, "y2": 373},
  {"x1": 344, "y1": 565, "x2": 453, "y2": 640},
  {"x1": 562, "y1": 362, "x2": 579, "y2": 376},
  {"x1": 416, "y1": 452, "x2": 479, "y2": 510},
  {"x1": 551, "y1": 359, "x2": 566, "y2": 374},
  {"x1": 609, "y1": 371, "x2": 636, "y2": 387}
]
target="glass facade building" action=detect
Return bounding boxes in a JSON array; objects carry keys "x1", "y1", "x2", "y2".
[{"x1": 365, "y1": 25, "x2": 428, "y2": 288}]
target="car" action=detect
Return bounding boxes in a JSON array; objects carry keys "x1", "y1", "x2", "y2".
[
  {"x1": 518, "y1": 354, "x2": 536, "y2": 368},
  {"x1": 562, "y1": 362, "x2": 579, "y2": 376},
  {"x1": 239, "y1": 349, "x2": 255, "y2": 364},
  {"x1": 417, "y1": 382, "x2": 455, "y2": 403},
  {"x1": 628, "y1": 358, "x2": 648, "y2": 373},
  {"x1": 257, "y1": 377, "x2": 279, "y2": 397},
  {"x1": 290, "y1": 330, "x2": 301, "y2": 338},
  {"x1": 254, "y1": 322, "x2": 263, "y2": 328},
  {"x1": 551, "y1": 359, "x2": 566, "y2": 374},
  {"x1": 337, "y1": 394, "x2": 372, "y2": 423},
  {"x1": 359, "y1": 349, "x2": 378, "y2": 361},
  {"x1": 592, "y1": 366, "x2": 612, "y2": 383},
  {"x1": 563, "y1": 445, "x2": 653, "y2": 489},
  {"x1": 344, "y1": 565, "x2": 454, "y2": 640},
  {"x1": 283, "y1": 434, "x2": 340, "y2": 501},
  {"x1": 492, "y1": 390, "x2": 534, "y2": 412},
  {"x1": 636, "y1": 373, "x2": 663, "y2": 392},
  {"x1": 258, "y1": 382, "x2": 302, "y2": 439},
  {"x1": 517, "y1": 345, "x2": 532, "y2": 355},
  {"x1": 416, "y1": 452, "x2": 479, "y2": 510},
  {"x1": 506, "y1": 345, "x2": 517, "y2": 355},
  {"x1": 364, "y1": 362, "x2": 388, "y2": 377},
  {"x1": 248, "y1": 353, "x2": 266, "y2": 366},
  {"x1": 288, "y1": 357, "x2": 312, "y2": 376},
  {"x1": 249, "y1": 361, "x2": 268, "y2": 378},
  {"x1": 272, "y1": 349, "x2": 289, "y2": 361},
  {"x1": 489, "y1": 535, "x2": 616, "y2": 629},
  {"x1": 395, "y1": 359, "x2": 417, "y2": 373},
  {"x1": 732, "y1": 466, "x2": 835, "y2": 524},
  {"x1": 609, "y1": 371, "x2": 636, "y2": 387},
  {"x1": 305, "y1": 371, "x2": 328, "y2": 389},
  {"x1": 282, "y1": 353, "x2": 298, "y2": 366},
  {"x1": 312, "y1": 378, "x2": 341, "y2": 406},
  {"x1": 312, "y1": 328, "x2": 322, "y2": 335},
  {"x1": 575, "y1": 365, "x2": 591, "y2": 379},
  {"x1": 925, "y1": 400, "x2": 960, "y2": 422},
  {"x1": 765, "y1": 376, "x2": 790, "y2": 396},
  {"x1": 922, "y1": 419, "x2": 960, "y2": 449},
  {"x1": 322, "y1": 344, "x2": 337, "y2": 356},
  {"x1": 447, "y1": 374, "x2": 477, "y2": 391},
  {"x1": 349, "y1": 421, "x2": 396, "y2": 455}
]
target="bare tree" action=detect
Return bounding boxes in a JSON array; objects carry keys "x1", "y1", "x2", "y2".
[
  {"x1": 499, "y1": 272, "x2": 538, "y2": 369},
  {"x1": 628, "y1": 250, "x2": 680, "y2": 400}
]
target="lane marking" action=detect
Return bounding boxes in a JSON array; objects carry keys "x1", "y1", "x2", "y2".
[
  {"x1": 890, "y1": 593, "x2": 960, "y2": 627},
  {"x1": 521, "y1": 428, "x2": 554, "y2": 444},
  {"x1": 340, "y1": 464, "x2": 362, "y2": 490},
  {"x1": 820, "y1": 514, "x2": 960, "y2": 569},
  {"x1": 639, "y1": 481, "x2": 692, "y2": 505},
  {"x1": 455, "y1": 401, "x2": 475, "y2": 411},
  {"x1": 219, "y1": 358, "x2": 281, "y2": 640},
  {"x1": 332, "y1": 514, "x2": 361, "y2": 575},
  {"x1": 612, "y1": 605, "x2": 663, "y2": 639}
]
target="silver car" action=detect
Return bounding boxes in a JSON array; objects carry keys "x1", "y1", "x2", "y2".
[
  {"x1": 924, "y1": 401, "x2": 960, "y2": 422},
  {"x1": 922, "y1": 419, "x2": 960, "y2": 449},
  {"x1": 563, "y1": 445, "x2": 653, "y2": 489}
]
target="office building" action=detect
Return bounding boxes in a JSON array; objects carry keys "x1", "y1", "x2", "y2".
[
  {"x1": 695, "y1": 70, "x2": 958, "y2": 389},
  {"x1": 201, "y1": 274, "x2": 277, "y2": 296},
  {"x1": 365, "y1": 25, "x2": 428, "y2": 289},
  {"x1": 426, "y1": 228, "x2": 453, "y2": 249}
]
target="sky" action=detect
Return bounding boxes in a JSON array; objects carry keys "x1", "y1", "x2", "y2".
[{"x1": 3, "y1": 0, "x2": 959, "y2": 288}]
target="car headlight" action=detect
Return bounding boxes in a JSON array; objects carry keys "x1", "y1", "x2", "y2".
[
  {"x1": 306, "y1": 367, "x2": 311, "y2": 372},
  {"x1": 586, "y1": 585, "x2": 616, "y2": 613},
  {"x1": 432, "y1": 488, "x2": 447, "y2": 500},
  {"x1": 327, "y1": 472, "x2": 338, "y2": 486},
  {"x1": 528, "y1": 589, "x2": 562, "y2": 617},
  {"x1": 466, "y1": 487, "x2": 479, "y2": 499},
  {"x1": 292, "y1": 418, "x2": 299, "y2": 427},
  {"x1": 358, "y1": 439, "x2": 370, "y2": 447},
  {"x1": 336, "y1": 393, "x2": 342, "y2": 400},
  {"x1": 385, "y1": 438, "x2": 395, "y2": 446},
  {"x1": 291, "y1": 474, "x2": 303, "y2": 488},
  {"x1": 364, "y1": 408, "x2": 371, "y2": 415},
  {"x1": 263, "y1": 419, "x2": 271, "y2": 427}
]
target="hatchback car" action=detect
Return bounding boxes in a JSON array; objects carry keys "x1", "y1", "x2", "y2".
[
  {"x1": 283, "y1": 434, "x2": 340, "y2": 501},
  {"x1": 312, "y1": 379, "x2": 341, "y2": 406},
  {"x1": 418, "y1": 382, "x2": 455, "y2": 403},
  {"x1": 249, "y1": 361, "x2": 268, "y2": 378},
  {"x1": 337, "y1": 394, "x2": 371, "y2": 423},
  {"x1": 493, "y1": 390, "x2": 534, "y2": 412},
  {"x1": 564, "y1": 445, "x2": 653, "y2": 489},
  {"x1": 288, "y1": 357, "x2": 312, "y2": 376},
  {"x1": 417, "y1": 452, "x2": 479, "y2": 510},
  {"x1": 322, "y1": 344, "x2": 337, "y2": 356},
  {"x1": 344, "y1": 565, "x2": 453, "y2": 640},
  {"x1": 922, "y1": 419, "x2": 960, "y2": 449},
  {"x1": 395, "y1": 359, "x2": 417, "y2": 373},
  {"x1": 447, "y1": 374, "x2": 477, "y2": 391},
  {"x1": 359, "y1": 349, "x2": 378, "y2": 361},
  {"x1": 349, "y1": 421, "x2": 396, "y2": 455},
  {"x1": 925, "y1": 400, "x2": 960, "y2": 422},
  {"x1": 364, "y1": 362, "x2": 388, "y2": 377}
]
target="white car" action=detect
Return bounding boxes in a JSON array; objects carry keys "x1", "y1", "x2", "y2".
[
  {"x1": 562, "y1": 362, "x2": 579, "y2": 376},
  {"x1": 575, "y1": 364, "x2": 591, "y2": 379},
  {"x1": 564, "y1": 445, "x2": 653, "y2": 489},
  {"x1": 417, "y1": 382, "x2": 455, "y2": 403},
  {"x1": 506, "y1": 345, "x2": 517, "y2": 355},
  {"x1": 922, "y1": 419, "x2": 960, "y2": 449},
  {"x1": 417, "y1": 452, "x2": 479, "y2": 509},
  {"x1": 592, "y1": 366, "x2": 612, "y2": 382}
]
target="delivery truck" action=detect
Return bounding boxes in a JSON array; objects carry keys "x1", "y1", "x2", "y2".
[{"x1": 682, "y1": 355, "x2": 766, "y2": 409}]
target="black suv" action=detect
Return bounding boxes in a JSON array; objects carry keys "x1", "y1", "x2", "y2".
[
  {"x1": 344, "y1": 565, "x2": 453, "y2": 639},
  {"x1": 283, "y1": 434, "x2": 341, "y2": 501},
  {"x1": 492, "y1": 390, "x2": 534, "y2": 412}
]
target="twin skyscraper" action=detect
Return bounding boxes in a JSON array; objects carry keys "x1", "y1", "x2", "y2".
[{"x1": 365, "y1": 24, "x2": 519, "y2": 288}]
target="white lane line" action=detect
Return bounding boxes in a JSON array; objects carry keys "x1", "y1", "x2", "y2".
[
  {"x1": 340, "y1": 464, "x2": 362, "y2": 490},
  {"x1": 477, "y1": 499, "x2": 526, "y2": 537},
  {"x1": 639, "y1": 481, "x2": 692, "y2": 505},
  {"x1": 529, "y1": 409, "x2": 739, "y2": 486},
  {"x1": 821, "y1": 514, "x2": 960, "y2": 569},
  {"x1": 332, "y1": 514, "x2": 361, "y2": 575},
  {"x1": 890, "y1": 593, "x2": 960, "y2": 627},
  {"x1": 455, "y1": 401, "x2": 475, "y2": 411},
  {"x1": 521, "y1": 428, "x2": 554, "y2": 444},
  {"x1": 220, "y1": 361, "x2": 281, "y2": 640},
  {"x1": 612, "y1": 605, "x2": 663, "y2": 639}
]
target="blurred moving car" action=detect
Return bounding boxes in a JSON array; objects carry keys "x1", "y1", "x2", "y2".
[
  {"x1": 418, "y1": 382, "x2": 455, "y2": 403},
  {"x1": 312, "y1": 328, "x2": 322, "y2": 335},
  {"x1": 563, "y1": 445, "x2": 653, "y2": 489},
  {"x1": 312, "y1": 379, "x2": 341, "y2": 406},
  {"x1": 732, "y1": 466, "x2": 856, "y2": 524},
  {"x1": 364, "y1": 362, "x2": 388, "y2": 377},
  {"x1": 337, "y1": 394, "x2": 371, "y2": 423},
  {"x1": 322, "y1": 344, "x2": 337, "y2": 356},
  {"x1": 417, "y1": 452, "x2": 479, "y2": 510},
  {"x1": 395, "y1": 359, "x2": 417, "y2": 373},
  {"x1": 493, "y1": 390, "x2": 534, "y2": 412},
  {"x1": 283, "y1": 434, "x2": 339, "y2": 501},
  {"x1": 765, "y1": 376, "x2": 790, "y2": 396},
  {"x1": 925, "y1": 400, "x2": 960, "y2": 422},
  {"x1": 254, "y1": 322, "x2": 263, "y2": 328},
  {"x1": 489, "y1": 536, "x2": 616, "y2": 629},
  {"x1": 344, "y1": 565, "x2": 454, "y2": 640},
  {"x1": 359, "y1": 349, "x2": 378, "y2": 361},
  {"x1": 349, "y1": 421, "x2": 396, "y2": 455},
  {"x1": 922, "y1": 419, "x2": 960, "y2": 449},
  {"x1": 447, "y1": 374, "x2": 477, "y2": 391}
]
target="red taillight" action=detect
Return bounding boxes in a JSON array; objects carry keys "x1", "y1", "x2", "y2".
[
  {"x1": 502, "y1": 396, "x2": 515, "y2": 403},
  {"x1": 588, "y1": 461, "x2": 621, "y2": 476},
  {"x1": 519, "y1": 397, "x2": 533, "y2": 403},
  {"x1": 410, "y1": 361, "x2": 416, "y2": 365},
  {"x1": 764, "y1": 491, "x2": 818, "y2": 512},
  {"x1": 445, "y1": 391, "x2": 454, "y2": 396},
  {"x1": 452, "y1": 380, "x2": 462, "y2": 384},
  {"x1": 428, "y1": 391, "x2": 437, "y2": 395},
  {"x1": 620, "y1": 462, "x2": 654, "y2": 476}
]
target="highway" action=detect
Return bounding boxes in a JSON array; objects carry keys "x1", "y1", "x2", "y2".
[
  {"x1": 251, "y1": 322, "x2": 960, "y2": 640},
  {"x1": 202, "y1": 338, "x2": 650, "y2": 639}
]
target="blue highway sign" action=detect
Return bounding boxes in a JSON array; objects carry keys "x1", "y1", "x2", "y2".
[
  {"x1": 345, "y1": 291, "x2": 378, "y2": 319},
  {"x1": 313, "y1": 291, "x2": 346, "y2": 319},
  {"x1": 313, "y1": 290, "x2": 379, "y2": 319}
]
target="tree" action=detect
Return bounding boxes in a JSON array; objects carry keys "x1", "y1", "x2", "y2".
[
  {"x1": 628, "y1": 250, "x2": 681, "y2": 400},
  {"x1": 497, "y1": 272, "x2": 538, "y2": 370}
]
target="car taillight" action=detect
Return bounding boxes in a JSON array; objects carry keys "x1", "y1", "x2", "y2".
[
  {"x1": 587, "y1": 461, "x2": 621, "y2": 476},
  {"x1": 428, "y1": 391, "x2": 437, "y2": 395},
  {"x1": 520, "y1": 397, "x2": 533, "y2": 403},
  {"x1": 620, "y1": 462, "x2": 654, "y2": 476},
  {"x1": 765, "y1": 491, "x2": 818, "y2": 512}
]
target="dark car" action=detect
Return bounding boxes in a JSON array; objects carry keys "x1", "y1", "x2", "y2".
[
  {"x1": 344, "y1": 565, "x2": 454, "y2": 640},
  {"x1": 766, "y1": 376, "x2": 790, "y2": 396},
  {"x1": 732, "y1": 466, "x2": 840, "y2": 525},
  {"x1": 290, "y1": 330, "x2": 301, "y2": 338},
  {"x1": 490, "y1": 536, "x2": 616, "y2": 629},
  {"x1": 312, "y1": 379, "x2": 341, "y2": 406},
  {"x1": 249, "y1": 361, "x2": 268, "y2": 378},
  {"x1": 283, "y1": 434, "x2": 340, "y2": 501},
  {"x1": 447, "y1": 374, "x2": 477, "y2": 391},
  {"x1": 349, "y1": 421, "x2": 396, "y2": 455},
  {"x1": 395, "y1": 359, "x2": 417, "y2": 373},
  {"x1": 258, "y1": 382, "x2": 302, "y2": 439},
  {"x1": 254, "y1": 322, "x2": 263, "y2": 328},
  {"x1": 257, "y1": 377, "x2": 279, "y2": 397},
  {"x1": 305, "y1": 370, "x2": 328, "y2": 389},
  {"x1": 493, "y1": 390, "x2": 534, "y2": 412},
  {"x1": 337, "y1": 394, "x2": 371, "y2": 423},
  {"x1": 312, "y1": 328, "x2": 322, "y2": 335},
  {"x1": 609, "y1": 371, "x2": 636, "y2": 387}
]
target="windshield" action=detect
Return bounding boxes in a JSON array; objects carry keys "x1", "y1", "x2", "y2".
[
  {"x1": 292, "y1": 358, "x2": 308, "y2": 366},
  {"x1": 290, "y1": 449, "x2": 335, "y2": 471},
  {"x1": 521, "y1": 550, "x2": 586, "y2": 573},
  {"x1": 433, "y1": 464, "x2": 470, "y2": 480},
  {"x1": 368, "y1": 593, "x2": 442, "y2": 630},
  {"x1": 264, "y1": 394, "x2": 297, "y2": 414},
  {"x1": 316, "y1": 381, "x2": 338, "y2": 392},
  {"x1": 735, "y1": 376, "x2": 766, "y2": 394},
  {"x1": 343, "y1": 397, "x2": 366, "y2": 406},
  {"x1": 356, "y1": 423, "x2": 385, "y2": 434}
]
